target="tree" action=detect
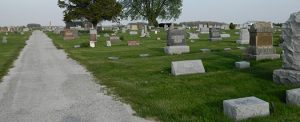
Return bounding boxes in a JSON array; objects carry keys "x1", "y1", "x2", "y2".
[
  {"x1": 58, "y1": 0, "x2": 122, "y2": 28},
  {"x1": 120, "y1": 0, "x2": 183, "y2": 27},
  {"x1": 229, "y1": 23, "x2": 235, "y2": 30}
]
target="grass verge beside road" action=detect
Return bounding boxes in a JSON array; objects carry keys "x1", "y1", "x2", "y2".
[{"x1": 0, "y1": 32, "x2": 31, "y2": 81}]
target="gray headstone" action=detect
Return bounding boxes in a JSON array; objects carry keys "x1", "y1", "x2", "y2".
[
  {"x1": 223, "y1": 96, "x2": 270, "y2": 121},
  {"x1": 235, "y1": 61, "x2": 250, "y2": 69},
  {"x1": 109, "y1": 36, "x2": 120, "y2": 43},
  {"x1": 220, "y1": 34, "x2": 230, "y2": 38},
  {"x1": 2, "y1": 36, "x2": 7, "y2": 44},
  {"x1": 139, "y1": 54, "x2": 150, "y2": 57},
  {"x1": 108, "y1": 57, "x2": 119, "y2": 60},
  {"x1": 167, "y1": 29, "x2": 186, "y2": 46},
  {"x1": 236, "y1": 28, "x2": 250, "y2": 44},
  {"x1": 189, "y1": 33, "x2": 199, "y2": 39},
  {"x1": 209, "y1": 28, "x2": 222, "y2": 41},
  {"x1": 74, "y1": 45, "x2": 81, "y2": 48},
  {"x1": 224, "y1": 48, "x2": 232, "y2": 51},
  {"x1": 200, "y1": 48, "x2": 211, "y2": 52},
  {"x1": 171, "y1": 60, "x2": 205, "y2": 76}
]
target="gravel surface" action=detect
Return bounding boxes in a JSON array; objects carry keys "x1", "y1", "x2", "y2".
[{"x1": 0, "y1": 31, "x2": 151, "y2": 122}]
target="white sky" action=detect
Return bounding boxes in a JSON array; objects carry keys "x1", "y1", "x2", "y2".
[{"x1": 0, "y1": 0, "x2": 299, "y2": 26}]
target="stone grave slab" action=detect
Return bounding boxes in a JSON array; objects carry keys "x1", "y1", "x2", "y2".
[
  {"x1": 235, "y1": 61, "x2": 250, "y2": 69},
  {"x1": 223, "y1": 96, "x2": 270, "y2": 121},
  {"x1": 171, "y1": 60, "x2": 205, "y2": 76}
]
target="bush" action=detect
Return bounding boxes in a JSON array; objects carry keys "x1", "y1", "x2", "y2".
[
  {"x1": 229, "y1": 23, "x2": 236, "y2": 30},
  {"x1": 80, "y1": 42, "x2": 90, "y2": 48}
]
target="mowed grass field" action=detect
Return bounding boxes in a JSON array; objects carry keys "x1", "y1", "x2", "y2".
[
  {"x1": 47, "y1": 28, "x2": 300, "y2": 122},
  {"x1": 0, "y1": 32, "x2": 31, "y2": 81}
]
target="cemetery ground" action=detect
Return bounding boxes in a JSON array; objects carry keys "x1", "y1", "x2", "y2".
[
  {"x1": 47, "y1": 29, "x2": 300, "y2": 121},
  {"x1": 0, "y1": 32, "x2": 30, "y2": 81}
]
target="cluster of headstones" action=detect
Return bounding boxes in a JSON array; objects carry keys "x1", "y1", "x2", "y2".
[{"x1": 224, "y1": 11, "x2": 300, "y2": 121}]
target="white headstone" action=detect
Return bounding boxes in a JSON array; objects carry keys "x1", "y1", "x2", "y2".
[
  {"x1": 236, "y1": 28, "x2": 250, "y2": 44},
  {"x1": 171, "y1": 60, "x2": 205, "y2": 76},
  {"x1": 287, "y1": 88, "x2": 300, "y2": 106},
  {"x1": 189, "y1": 33, "x2": 199, "y2": 39},
  {"x1": 2, "y1": 36, "x2": 7, "y2": 44},
  {"x1": 89, "y1": 41, "x2": 95, "y2": 48},
  {"x1": 106, "y1": 40, "x2": 112, "y2": 47}
]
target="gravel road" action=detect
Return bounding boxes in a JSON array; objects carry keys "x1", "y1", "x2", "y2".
[{"x1": 0, "y1": 31, "x2": 150, "y2": 122}]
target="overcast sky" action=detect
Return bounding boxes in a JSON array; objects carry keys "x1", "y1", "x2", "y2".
[{"x1": 0, "y1": 0, "x2": 299, "y2": 26}]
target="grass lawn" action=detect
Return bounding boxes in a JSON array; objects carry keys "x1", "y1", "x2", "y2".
[
  {"x1": 0, "y1": 32, "x2": 31, "y2": 81},
  {"x1": 47, "y1": 28, "x2": 300, "y2": 122}
]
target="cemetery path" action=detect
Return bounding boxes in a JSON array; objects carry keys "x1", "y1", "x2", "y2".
[{"x1": 0, "y1": 31, "x2": 150, "y2": 122}]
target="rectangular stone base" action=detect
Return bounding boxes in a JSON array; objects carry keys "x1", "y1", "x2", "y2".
[
  {"x1": 236, "y1": 40, "x2": 249, "y2": 44},
  {"x1": 248, "y1": 54, "x2": 280, "y2": 60},
  {"x1": 209, "y1": 38, "x2": 222, "y2": 41},
  {"x1": 164, "y1": 46, "x2": 190, "y2": 55},
  {"x1": 273, "y1": 69, "x2": 300, "y2": 84}
]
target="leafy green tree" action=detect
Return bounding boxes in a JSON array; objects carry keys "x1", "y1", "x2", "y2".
[
  {"x1": 120, "y1": 0, "x2": 183, "y2": 27},
  {"x1": 58, "y1": 0, "x2": 122, "y2": 28}
]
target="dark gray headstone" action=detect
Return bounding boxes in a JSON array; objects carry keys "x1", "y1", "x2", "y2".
[
  {"x1": 209, "y1": 28, "x2": 222, "y2": 41},
  {"x1": 167, "y1": 29, "x2": 186, "y2": 46}
]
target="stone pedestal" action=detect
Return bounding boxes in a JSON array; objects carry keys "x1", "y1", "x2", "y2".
[
  {"x1": 247, "y1": 22, "x2": 280, "y2": 60},
  {"x1": 247, "y1": 46, "x2": 280, "y2": 60},
  {"x1": 89, "y1": 29, "x2": 97, "y2": 48},
  {"x1": 223, "y1": 97, "x2": 270, "y2": 121},
  {"x1": 164, "y1": 46, "x2": 190, "y2": 55}
]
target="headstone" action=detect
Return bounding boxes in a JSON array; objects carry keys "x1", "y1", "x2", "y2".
[
  {"x1": 121, "y1": 28, "x2": 127, "y2": 33},
  {"x1": 235, "y1": 61, "x2": 250, "y2": 69},
  {"x1": 223, "y1": 96, "x2": 270, "y2": 121},
  {"x1": 109, "y1": 36, "x2": 120, "y2": 43},
  {"x1": 209, "y1": 28, "x2": 222, "y2": 41},
  {"x1": 74, "y1": 45, "x2": 81, "y2": 48},
  {"x1": 164, "y1": 24, "x2": 168, "y2": 31},
  {"x1": 200, "y1": 48, "x2": 211, "y2": 52},
  {"x1": 224, "y1": 48, "x2": 232, "y2": 51},
  {"x1": 189, "y1": 33, "x2": 199, "y2": 39},
  {"x1": 154, "y1": 30, "x2": 158, "y2": 34},
  {"x1": 104, "y1": 33, "x2": 110, "y2": 37},
  {"x1": 273, "y1": 11, "x2": 300, "y2": 84},
  {"x1": 2, "y1": 36, "x2": 7, "y2": 44},
  {"x1": 128, "y1": 41, "x2": 140, "y2": 46},
  {"x1": 140, "y1": 29, "x2": 146, "y2": 37},
  {"x1": 237, "y1": 46, "x2": 246, "y2": 50},
  {"x1": 129, "y1": 31, "x2": 138, "y2": 35},
  {"x1": 63, "y1": 29, "x2": 76, "y2": 40},
  {"x1": 220, "y1": 34, "x2": 230, "y2": 38},
  {"x1": 235, "y1": 32, "x2": 240, "y2": 35},
  {"x1": 247, "y1": 22, "x2": 280, "y2": 60},
  {"x1": 171, "y1": 60, "x2": 205, "y2": 76},
  {"x1": 139, "y1": 54, "x2": 150, "y2": 57},
  {"x1": 108, "y1": 57, "x2": 119, "y2": 60},
  {"x1": 5, "y1": 32, "x2": 8, "y2": 36},
  {"x1": 157, "y1": 37, "x2": 161, "y2": 40},
  {"x1": 237, "y1": 28, "x2": 250, "y2": 44},
  {"x1": 106, "y1": 40, "x2": 112, "y2": 47},
  {"x1": 130, "y1": 24, "x2": 138, "y2": 31},
  {"x1": 200, "y1": 25, "x2": 209, "y2": 34},
  {"x1": 286, "y1": 88, "x2": 300, "y2": 106},
  {"x1": 164, "y1": 28, "x2": 190, "y2": 55},
  {"x1": 89, "y1": 41, "x2": 95, "y2": 48}
]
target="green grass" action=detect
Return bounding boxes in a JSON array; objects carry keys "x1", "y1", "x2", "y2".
[
  {"x1": 0, "y1": 32, "x2": 31, "y2": 81},
  {"x1": 47, "y1": 29, "x2": 300, "y2": 122}
]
